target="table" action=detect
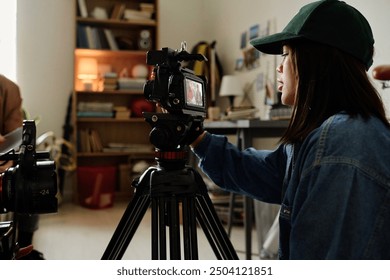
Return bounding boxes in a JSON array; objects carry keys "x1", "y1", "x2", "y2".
[{"x1": 203, "y1": 119, "x2": 289, "y2": 259}]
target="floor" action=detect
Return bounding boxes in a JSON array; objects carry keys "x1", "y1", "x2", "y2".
[{"x1": 33, "y1": 199, "x2": 261, "y2": 260}]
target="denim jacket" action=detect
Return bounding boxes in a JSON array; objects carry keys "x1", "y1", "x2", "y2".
[{"x1": 193, "y1": 113, "x2": 390, "y2": 259}]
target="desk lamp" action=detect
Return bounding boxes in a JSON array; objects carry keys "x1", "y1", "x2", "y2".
[
  {"x1": 219, "y1": 75, "x2": 244, "y2": 111},
  {"x1": 77, "y1": 58, "x2": 98, "y2": 91}
]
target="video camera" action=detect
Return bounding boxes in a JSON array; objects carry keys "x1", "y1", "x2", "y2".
[
  {"x1": 0, "y1": 120, "x2": 58, "y2": 259},
  {"x1": 143, "y1": 42, "x2": 207, "y2": 117},
  {"x1": 142, "y1": 42, "x2": 208, "y2": 151}
]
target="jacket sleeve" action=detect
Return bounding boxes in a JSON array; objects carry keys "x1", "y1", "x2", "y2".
[
  {"x1": 0, "y1": 75, "x2": 23, "y2": 134},
  {"x1": 192, "y1": 132, "x2": 287, "y2": 204}
]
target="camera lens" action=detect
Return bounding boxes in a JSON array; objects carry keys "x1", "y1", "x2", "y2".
[
  {"x1": 0, "y1": 163, "x2": 57, "y2": 214},
  {"x1": 0, "y1": 168, "x2": 15, "y2": 213}
]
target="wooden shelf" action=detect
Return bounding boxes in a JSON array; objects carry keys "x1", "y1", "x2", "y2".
[
  {"x1": 73, "y1": 0, "x2": 159, "y2": 203},
  {"x1": 77, "y1": 17, "x2": 157, "y2": 27},
  {"x1": 76, "y1": 117, "x2": 145, "y2": 123},
  {"x1": 75, "y1": 48, "x2": 148, "y2": 57},
  {"x1": 76, "y1": 89, "x2": 143, "y2": 95},
  {"x1": 77, "y1": 151, "x2": 155, "y2": 157}
]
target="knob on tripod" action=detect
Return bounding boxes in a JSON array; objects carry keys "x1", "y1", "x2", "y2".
[{"x1": 102, "y1": 113, "x2": 238, "y2": 260}]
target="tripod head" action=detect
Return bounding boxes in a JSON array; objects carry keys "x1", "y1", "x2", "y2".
[{"x1": 143, "y1": 112, "x2": 203, "y2": 169}]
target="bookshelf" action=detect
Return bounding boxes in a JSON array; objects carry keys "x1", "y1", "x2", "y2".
[{"x1": 73, "y1": 0, "x2": 159, "y2": 206}]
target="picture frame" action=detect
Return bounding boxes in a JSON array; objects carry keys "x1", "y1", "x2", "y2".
[{"x1": 249, "y1": 24, "x2": 259, "y2": 40}]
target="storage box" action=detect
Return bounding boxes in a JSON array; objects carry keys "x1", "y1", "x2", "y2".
[{"x1": 77, "y1": 166, "x2": 117, "y2": 209}]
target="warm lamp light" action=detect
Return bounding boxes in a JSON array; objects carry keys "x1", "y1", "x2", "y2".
[
  {"x1": 219, "y1": 75, "x2": 244, "y2": 109},
  {"x1": 77, "y1": 58, "x2": 98, "y2": 90}
]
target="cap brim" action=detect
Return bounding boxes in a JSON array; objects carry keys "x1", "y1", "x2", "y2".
[{"x1": 250, "y1": 32, "x2": 303, "y2": 54}]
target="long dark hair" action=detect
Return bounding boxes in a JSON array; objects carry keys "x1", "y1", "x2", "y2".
[{"x1": 280, "y1": 41, "x2": 389, "y2": 144}]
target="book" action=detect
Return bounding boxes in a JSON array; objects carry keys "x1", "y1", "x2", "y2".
[
  {"x1": 123, "y1": 9, "x2": 152, "y2": 20},
  {"x1": 89, "y1": 129, "x2": 103, "y2": 152},
  {"x1": 110, "y1": 3, "x2": 126, "y2": 19},
  {"x1": 117, "y1": 78, "x2": 146, "y2": 90},
  {"x1": 78, "y1": 129, "x2": 90, "y2": 152},
  {"x1": 104, "y1": 77, "x2": 118, "y2": 84},
  {"x1": 77, "y1": 0, "x2": 88, "y2": 17},
  {"x1": 140, "y1": 3, "x2": 155, "y2": 13},
  {"x1": 78, "y1": 101, "x2": 113, "y2": 112},
  {"x1": 77, "y1": 111, "x2": 114, "y2": 118},
  {"x1": 114, "y1": 106, "x2": 128, "y2": 112},
  {"x1": 114, "y1": 106, "x2": 131, "y2": 119},
  {"x1": 115, "y1": 111, "x2": 131, "y2": 120},
  {"x1": 76, "y1": 25, "x2": 88, "y2": 48},
  {"x1": 85, "y1": 26, "x2": 95, "y2": 49},
  {"x1": 97, "y1": 28, "x2": 110, "y2": 50},
  {"x1": 91, "y1": 27, "x2": 102, "y2": 49},
  {"x1": 103, "y1": 29, "x2": 119, "y2": 50},
  {"x1": 104, "y1": 72, "x2": 118, "y2": 79}
]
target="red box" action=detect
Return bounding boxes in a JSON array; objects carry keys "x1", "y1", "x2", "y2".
[{"x1": 77, "y1": 166, "x2": 117, "y2": 209}]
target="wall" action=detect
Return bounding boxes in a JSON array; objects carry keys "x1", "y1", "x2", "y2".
[
  {"x1": 14, "y1": 0, "x2": 390, "y2": 138},
  {"x1": 17, "y1": 0, "x2": 75, "y2": 137},
  {"x1": 158, "y1": 0, "x2": 206, "y2": 50}
]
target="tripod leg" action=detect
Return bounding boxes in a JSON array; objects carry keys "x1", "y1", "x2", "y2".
[
  {"x1": 182, "y1": 196, "x2": 198, "y2": 259},
  {"x1": 102, "y1": 192, "x2": 150, "y2": 260},
  {"x1": 151, "y1": 197, "x2": 166, "y2": 259},
  {"x1": 168, "y1": 197, "x2": 181, "y2": 259},
  {"x1": 151, "y1": 196, "x2": 183, "y2": 259},
  {"x1": 196, "y1": 195, "x2": 239, "y2": 259}
]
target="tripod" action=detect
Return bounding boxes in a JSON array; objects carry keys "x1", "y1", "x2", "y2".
[{"x1": 102, "y1": 114, "x2": 238, "y2": 260}]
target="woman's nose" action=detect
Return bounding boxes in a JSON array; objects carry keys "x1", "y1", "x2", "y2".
[{"x1": 276, "y1": 63, "x2": 283, "y2": 73}]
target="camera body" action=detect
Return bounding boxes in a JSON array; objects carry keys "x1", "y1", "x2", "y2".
[
  {"x1": 0, "y1": 120, "x2": 57, "y2": 259},
  {"x1": 0, "y1": 120, "x2": 58, "y2": 214},
  {"x1": 143, "y1": 43, "x2": 207, "y2": 117}
]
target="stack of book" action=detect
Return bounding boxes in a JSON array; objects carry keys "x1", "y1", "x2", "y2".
[
  {"x1": 103, "y1": 72, "x2": 118, "y2": 91},
  {"x1": 77, "y1": 101, "x2": 114, "y2": 118},
  {"x1": 123, "y1": 3, "x2": 155, "y2": 23},
  {"x1": 114, "y1": 106, "x2": 131, "y2": 120},
  {"x1": 140, "y1": 3, "x2": 155, "y2": 13},
  {"x1": 118, "y1": 77, "x2": 146, "y2": 91}
]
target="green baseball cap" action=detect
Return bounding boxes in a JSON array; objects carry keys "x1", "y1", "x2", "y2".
[{"x1": 250, "y1": 0, "x2": 374, "y2": 69}]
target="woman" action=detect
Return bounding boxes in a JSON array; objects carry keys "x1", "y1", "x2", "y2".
[{"x1": 190, "y1": 0, "x2": 390, "y2": 259}]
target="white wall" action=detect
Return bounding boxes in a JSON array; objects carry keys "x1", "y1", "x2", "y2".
[
  {"x1": 17, "y1": 0, "x2": 75, "y2": 137},
  {"x1": 158, "y1": 0, "x2": 206, "y2": 50},
  {"x1": 14, "y1": 0, "x2": 390, "y2": 138}
]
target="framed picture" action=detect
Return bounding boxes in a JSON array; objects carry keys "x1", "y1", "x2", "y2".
[{"x1": 249, "y1": 24, "x2": 259, "y2": 40}]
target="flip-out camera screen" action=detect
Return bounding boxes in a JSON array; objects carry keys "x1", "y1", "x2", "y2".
[{"x1": 185, "y1": 77, "x2": 204, "y2": 107}]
